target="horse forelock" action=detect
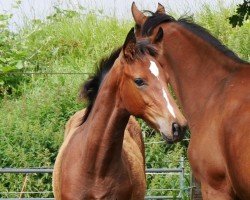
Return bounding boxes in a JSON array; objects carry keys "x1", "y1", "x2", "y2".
[{"x1": 134, "y1": 39, "x2": 158, "y2": 59}]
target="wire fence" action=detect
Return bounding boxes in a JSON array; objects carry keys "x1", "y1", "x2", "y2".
[
  {"x1": 0, "y1": 157, "x2": 192, "y2": 200},
  {"x1": 2, "y1": 72, "x2": 91, "y2": 75}
]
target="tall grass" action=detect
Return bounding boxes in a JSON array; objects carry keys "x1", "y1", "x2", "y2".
[
  {"x1": 0, "y1": 2, "x2": 249, "y2": 198},
  {"x1": 0, "y1": 8, "x2": 132, "y2": 197}
]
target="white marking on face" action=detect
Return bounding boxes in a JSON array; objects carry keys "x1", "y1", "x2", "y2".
[
  {"x1": 149, "y1": 60, "x2": 159, "y2": 78},
  {"x1": 148, "y1": 60, "x2": 176, "y2": 120},
  {"x1": 162, "y1": 88, "x2": 176, "y2": 118}
]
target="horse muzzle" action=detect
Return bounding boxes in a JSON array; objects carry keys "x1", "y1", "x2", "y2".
[
  {"x1": 172, "y1": 122, "x2": 187, "y2": 142},
  {"x1": 161, "y1": 122, "x2": 187, "y2": 144}
]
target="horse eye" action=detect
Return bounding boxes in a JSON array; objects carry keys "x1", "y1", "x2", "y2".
[{"x1": 134, "y1": 78, "x2": 145, "y2": 87}]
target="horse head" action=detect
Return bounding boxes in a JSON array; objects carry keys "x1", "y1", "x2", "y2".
[{"x1": 117, "y1": 28, "x2": 187, "y2": 143}]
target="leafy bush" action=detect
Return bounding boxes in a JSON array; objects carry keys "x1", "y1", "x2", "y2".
[{"x1": 0, "y1": 13, "x2": 28, "y2": 96}]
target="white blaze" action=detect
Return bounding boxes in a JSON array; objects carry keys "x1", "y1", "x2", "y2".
[
  {"x1": 149, "y1": 60, "x2": 176, "y2": 118},
  {"x1": 149, "y1": 60, "x2": 159, "y2": 78},
  {"x1": 162, "y1": 89, "x2": 176, "y2": 118}
]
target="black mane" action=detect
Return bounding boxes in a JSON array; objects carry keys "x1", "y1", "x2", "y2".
[
  {"x1": 80, "y1": 33, "x2": 157, "y2": 123},
  {"x1": 142, "y1": 11, "x2": 247, "y2": 64},
  {"x1": 79, "y1": 47, "x2": 121, "y2": 123}
]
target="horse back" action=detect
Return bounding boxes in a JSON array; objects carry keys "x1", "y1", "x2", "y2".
[
  {"x1": 53, "y1": 109, "x2": 85, "y2": 200},
  {"x1": 64, "y1": 109, "x2": 86, "y2": 139}
]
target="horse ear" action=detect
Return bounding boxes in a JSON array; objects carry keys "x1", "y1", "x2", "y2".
[
  {"x1": 153, "y1": 27, "x2": 164, "y2": 43},
  {"x1": 156, "y1": 3, "x2": 165, "y2": 14},
  {"x1": 131, "y1": 2, "x2": 147, "y2": 27},
  {"x1": 123, "y1": 27, "x2": 136, "y2": 61}
]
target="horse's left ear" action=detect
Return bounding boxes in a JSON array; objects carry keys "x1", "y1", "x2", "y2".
[
  {"x1": 156, "y1": 3, "x2": 166, "y2": 14},
  {"x1": 123, "y1": 27, "x2": 136, "y2": 61},
  {"x1": 131, "y1": 2, "x2": 147, "y2": 27},
  {"x1": 153, "y1": 27, "x2": 164, "y2": 43}
]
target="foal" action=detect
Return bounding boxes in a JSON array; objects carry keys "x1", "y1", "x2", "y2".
[
  {"x1": 132, "y1": 3, "x2": 250, "y2": 200},
  {"x1": 53, "y1": 28, "x2": 187, "y2": 200}
]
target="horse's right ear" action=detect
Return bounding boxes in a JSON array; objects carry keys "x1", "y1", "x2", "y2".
[
  {"x1": 156, "y1": 3, "x2": 166, "y2": 14},
  {"x1": 131, "y1": 2, "x2": 147, "y2": 27},
  {"x1": 123, "y1": 28, "x2": 136, "y2": 61},
  {"x1": 153, "y1": 27, "x2": 164, "y2": 43}
]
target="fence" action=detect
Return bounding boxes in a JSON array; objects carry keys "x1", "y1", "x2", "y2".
[{"x1": 0, "y1": 157, "x2": 193, "y2": 199}]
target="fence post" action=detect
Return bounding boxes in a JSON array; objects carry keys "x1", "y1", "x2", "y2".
[
  {"x1": 191, "y1": 174, "x2": 203, "y2": 200},
  {"x1": 178, "y1": 156, "x2": 185, "y2": 199}
]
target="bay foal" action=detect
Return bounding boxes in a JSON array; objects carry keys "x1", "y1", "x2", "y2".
[
  {"x1": 132, "y1": 3, "x2": 250, "y2": 199},
  {"x1": 53, "y1": 28, "x2": 187, "y2": 200}
]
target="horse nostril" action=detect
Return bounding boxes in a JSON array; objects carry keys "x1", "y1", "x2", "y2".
[{"x1": 172, "y1": 123, "x2": 180, "y2": 136}]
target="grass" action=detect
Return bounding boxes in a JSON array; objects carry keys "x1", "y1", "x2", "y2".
[{"x1": 0, "y1": 2, "x2": 249, "y2": 199}]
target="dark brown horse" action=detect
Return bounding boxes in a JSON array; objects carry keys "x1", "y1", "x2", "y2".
[
  {"x1": 132, "y1": 3, "x2": 250, "y2": 200},
  {"x1": 53, "y1": 28, "x2": 187, "y2": 200}
]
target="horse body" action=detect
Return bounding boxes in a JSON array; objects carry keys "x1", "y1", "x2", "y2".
[
  {"x1": 53, "y1": 28, "x2": 187, "y2": 200},
  {"x1": 188, "y1": 66, "x2": 250, "y2": 199},
  {"x1": 131, "y1": 4, "x2": 250, "y2": 199},
  {"x1": 159, "y1": 24, "x2": 250, "y2": 200},
  {"x1": 54, "y1": 108, "x2": 145, "y2": 200},
  {"x1": 219, "y1": 68, "x2": 250, "y2": 198}
]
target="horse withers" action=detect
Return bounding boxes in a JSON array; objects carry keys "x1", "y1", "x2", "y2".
[
  {"x1": 53, "y1": 28, "x2": 187, "y2": 200},
  {"x1": 132, "y1": 3, "x2": 250, "y2": 200}
]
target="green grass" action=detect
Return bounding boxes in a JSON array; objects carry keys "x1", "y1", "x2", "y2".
[{"x1": 0, "y1": 3, "x2": 249, "y2": 199}]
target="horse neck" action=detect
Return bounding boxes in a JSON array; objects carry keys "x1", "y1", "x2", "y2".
[
  {"x1": 83, "y1": 66, "x2": 130, "y2": 177},
  {"x1": 160, "y1": 23, "x2": 240, "y2": 124}
]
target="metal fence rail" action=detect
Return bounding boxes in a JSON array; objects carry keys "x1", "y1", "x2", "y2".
[
  {"x1": 0, "y1": 199, "x2": 54, "y2": 200},
  {"x1": 0, "y1": 157, "x2": 188, "y2": 199},
  {"x1": 0, "y1": 168, "x2": 53, "y2": 174}
]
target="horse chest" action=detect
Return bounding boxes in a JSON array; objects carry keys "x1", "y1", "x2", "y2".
[{"x1": 84, "y1": 170, "x2": 133, "y2": 200}]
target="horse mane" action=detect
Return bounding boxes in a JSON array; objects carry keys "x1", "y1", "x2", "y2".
[
  {"x1": 79, "y1": 47, "x2": 122, "y2": 123},
  {"x1": 80, "y1": 32, "x2": 157, "y2": 123},
  {"x1": 141, "y1": 11, "x2": 247, "y2": 64}
]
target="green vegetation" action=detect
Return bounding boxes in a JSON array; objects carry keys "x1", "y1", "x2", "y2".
[
  {"x1": 196, "y1": 4, "x2": 250, "y2": 61},
  {"x1": 0, "y1": 3, "x2": 249, "y2": 199},
  {"x1": 0, "y1": 13, "x2": 28, "y2": 96},
  {"x1": 229, "y1": 0, "x2": 250, "y2": 27}
]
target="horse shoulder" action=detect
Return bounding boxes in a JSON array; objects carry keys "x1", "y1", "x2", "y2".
[
  {"x1": 221, "y1": 106, "x2": 250, "y2": 198},
  {"x1": 218, "y1": 69, "x2": 250, "y2": 198}
]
